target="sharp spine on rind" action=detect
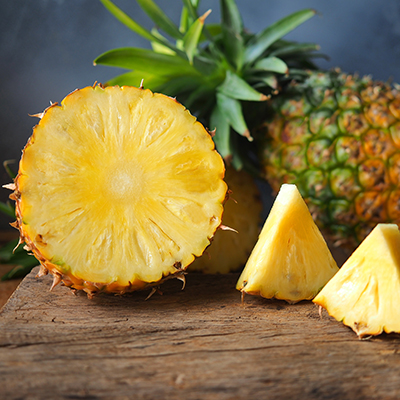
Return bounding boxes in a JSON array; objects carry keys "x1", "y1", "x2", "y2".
[
  {"x1": 218, "y1": 224, "x2": 238, "y2": 233},
  {"x1": 36, "y1": 264, "x2": 48, "y2": 278},
  {"x1": 2, "y1": 183, "x2": 16, "y2": 191},
  {"x1": 50, "y1": 273, "x2": 62, "y2": 291},
  {"x1": 177, "y1": 274, "x2": 186, "y2": 290}
]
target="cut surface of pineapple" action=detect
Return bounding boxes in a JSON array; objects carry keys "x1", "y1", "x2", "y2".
[
  {"x1": 12, "y1": 85, "x2": 227, "y2": 294},
  {"x1": 237, "y1": 184, "x2": 338, "y2": 303},
  {"x1": 189, "y1": 167, "x2": 262, "y2": 274},
  {"x1": 313, "y1": 223, "x2": 400, "y2": 338}
]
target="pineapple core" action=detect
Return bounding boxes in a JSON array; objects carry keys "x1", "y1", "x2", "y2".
[
  {"x1": 314, "y1": 223, "x2": 400, "y2": 338},
  {"x1": 237, "y1": 184, "x2": 338, "y2": 303},
  {"x1": 13, "y1": 85, "x2": 227, "y2": 294}
]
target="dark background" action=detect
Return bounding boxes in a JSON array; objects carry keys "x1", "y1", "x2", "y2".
[{"x1": 1, "y1": 0, "x2": 400, "y2": 229}]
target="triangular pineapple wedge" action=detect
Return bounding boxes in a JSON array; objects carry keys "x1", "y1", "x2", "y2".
[
  {"x1": 313, "y1": 223, "x2": 400, "y2": 338},
  {"x1": 8, "y1": 84, "x2": 227, "y2": 296},
  {"x1": 237, "y1": 184, "x2": 338, "y2": 303}
]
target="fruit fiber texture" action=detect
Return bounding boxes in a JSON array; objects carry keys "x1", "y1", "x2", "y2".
[
  {"x1": 189, "y1": 167, "x2": 262, "y2": 273},
  {"x1": 9, "y1": 84, "x2": 227, "y2": 296},
  {"x1": 237, "y1": 184, "x2": 339, "y2": 303},
  {"x1": 259, "y1": 70, "x2": 400, "y2": 252},
  {"x1": 314, "y1": 223, "x2": 400, "y2": 339}
]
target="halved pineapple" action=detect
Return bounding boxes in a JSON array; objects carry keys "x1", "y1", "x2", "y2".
[
  {"x1": 9, "y1": 84, "x2": 227, "y2": 296},
  {"x1": 189, "y1": 167, "x2": 262, "y2": 274},
  {"x1": 237, "y1": 184, "x2": 338, "y2": 303},
  {"x1": 313, "y1": 223, "x2": 400, "y2": 338}
]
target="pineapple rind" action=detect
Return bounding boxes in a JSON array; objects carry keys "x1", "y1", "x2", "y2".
[
  {"x1": 261, "y1": 70, "x2": 400, "y2": 252},
  {"x1": 13, "y1": 85, "x2": 227, "y2": 294},
  {"x1": 189, "y1": 167, "x2": 262, "y2": 274},
  {"x1": 236, "y1": 184, "x2": 338, "y2": 303},
  {"x1": 313, "y1": 223, "x2": 400, "y2": 338}
]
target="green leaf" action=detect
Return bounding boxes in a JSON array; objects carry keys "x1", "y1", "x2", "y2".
[
  {"x1": 244, "y1": 9, "x2": 316, "y2": 64},
  {"x1": 0, "y1": 239, "x2": 18, "y2": 262},
  {"x1": 183, "y1": 10, "x2": 211, "y2": 63},
  {"x1": 230, "y1": 135, "x2": 244, "y2": 170},
  {"x1": 99, "y1": 0, "x2": 183, "y2": 56},
  {"x1": 210, "y1": 104, "x2": 232, "y2": 159},
  {"x1": 100, "y1": 0, "x2": 156, "y2": 42},
  {"x1": 250, "y1": 73, "x2": 278, "y2": 90},
  {"x1": 193, "y1": 55, "x2": 221, "y2": 77},
  {"x1": 220, "y1": 0, "x2": 242, "y2": 34},
  {"x1": 0, "y1": 239, "x2": 38, "y2": 281},
  {"x1": 179, "y1": 0, "x2": 201, "y2": 34},
  {"x1": 151, "y1": 28, "x2": 176, "y2": 55},
  {"x1": 106, "y1": 70, "x2": 168, "y2": 90},
  {"x1": 181, "y1": 0, "x2": 199, "y2": 21},
  {"x1": 1, "y1": 262, "x2": 37, "y2": 281},
  {"x1": 216, "y1": 92, "x2": 252, "y2": 140},
  {"x1": 136, "y1": 0, "x2": 183, "y2": 40},
  {"x1": 221, "y1": 26, "x2": 244, "y2": 71},
  {"x1": 156, "y1": 75, "x2": 202, "y2": 98},
  {"x1": 253, "y1": 57, "x2": 288, "y2": 74},
  {"x1": 220, "y1": 0, "x2": 244, "y2": 69},
  {"x1": 3, "y1": 160, "x2": 17, "y2": 179},
  {"x1": 217, "y1": 71, "x2": 267, "y2": 101},
  {"x1": 270, "y1": 42, "x2": 320, "y2": 58},
  {"x1": 190, "y1": 0, "x2": 200, "y2": 9},
  {"x1": 94, "y1": 48, "x2": 199, "y2": 77},
  {"x1": 179, "y1": 6, "x2": 190, "y2": 34},
  {"x1": 183, "y1": 86, "x2": 212, "y2": 110},
  {"x1": 203, "y1": 24, "x2": 222, "y2": 40},
  {"x1": 0, "y1": 201, "x2": 14, "y2": 218}
]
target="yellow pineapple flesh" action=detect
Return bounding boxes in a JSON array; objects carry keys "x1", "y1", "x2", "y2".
[
  {"x1": 10, "y1": 85, "x2": 227, "y2": 296},
  {"x1": 189, "y1": 167, "x2": 262, "y2": 273},
  {"x1": 313, "y1": 223, "x2": 400, "y2": 338},
  {"x1": 237, "y1": 184, "x2": 338, "y2": 303}
]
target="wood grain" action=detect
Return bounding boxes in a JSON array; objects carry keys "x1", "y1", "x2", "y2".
[{"x1": 1, "y1": 267, "x2": 400, "y2": 400}]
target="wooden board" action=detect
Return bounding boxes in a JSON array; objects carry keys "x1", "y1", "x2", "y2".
[{"x1": 1, "y1": 266, "x2": 400, "y2": 400}]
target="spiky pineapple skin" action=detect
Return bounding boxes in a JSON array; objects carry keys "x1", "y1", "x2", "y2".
[{"x1": 258, "y1": 70, "x2": 400, "y2": 251}]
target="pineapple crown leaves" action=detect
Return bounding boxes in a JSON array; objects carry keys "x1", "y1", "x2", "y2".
[{"x1": 95, "y1": 0, "x2": 321, "y2": 169}]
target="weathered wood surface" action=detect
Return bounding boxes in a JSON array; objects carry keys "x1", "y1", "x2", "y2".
[{"x1": 1, "y1": 267, "x2": 400, "y2": 400}]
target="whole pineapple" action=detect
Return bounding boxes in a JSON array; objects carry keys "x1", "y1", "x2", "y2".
[
  {"x1": 95, "y1": 0, "x2": 400, "y2": 255},
  {"x1": 258, "y1": 69, "x2": 400, "y2": 251}
]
